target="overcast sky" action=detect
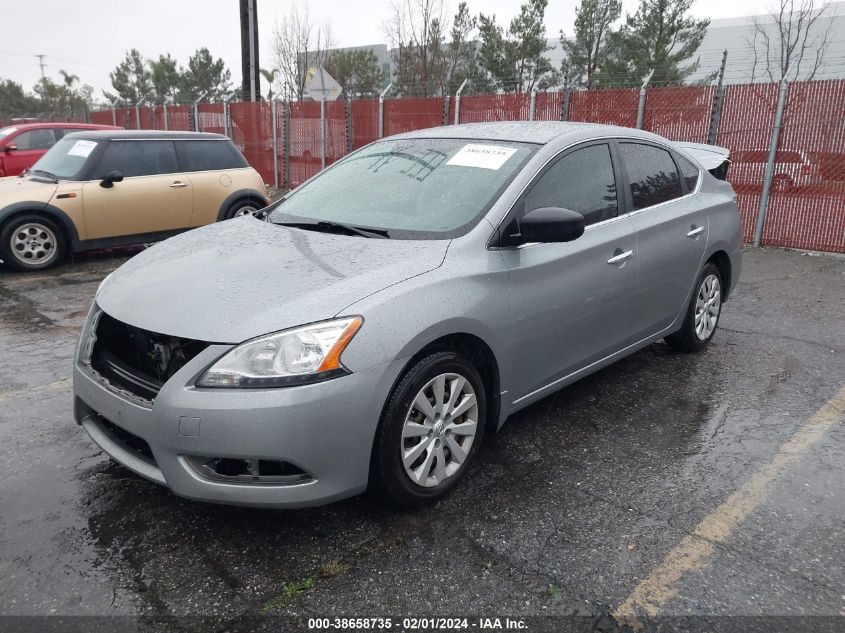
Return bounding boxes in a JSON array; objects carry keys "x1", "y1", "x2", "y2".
[{"x1": 3, "y1": 0, "x2": 765, "y2": 98}]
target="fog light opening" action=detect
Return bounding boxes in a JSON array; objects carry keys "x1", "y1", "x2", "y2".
[{"x1": 185, "y1": 455, "x2": 312, "y2": 485}]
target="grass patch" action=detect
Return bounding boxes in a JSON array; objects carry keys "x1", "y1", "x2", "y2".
[{"x1": 261, "y1": 577, "x2": 316, "y2": 613}]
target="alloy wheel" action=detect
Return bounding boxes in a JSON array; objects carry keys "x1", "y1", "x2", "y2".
[
  {"x1": 694, "y1": 273, "x2": 721, "y2": 340},
  {"x1": 11, "y1": 222, "x2": 58, "y2": 266},
  {"x1": 400, "y1": 372, "x2": 479, "y2": 488},
  {"x1": 233, "y1": 205, "x2": 259, "y2": 217}
]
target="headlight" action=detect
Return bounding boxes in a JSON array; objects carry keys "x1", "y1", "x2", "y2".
[{"x1": 196, "y1": 316, "x2": 362, "y2": 388}]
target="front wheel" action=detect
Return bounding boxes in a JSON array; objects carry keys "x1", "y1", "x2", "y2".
[
  {"x1": 371, "y1": 351, "x2": 486, "y2": 507},
  {"x1": 0, "y1": 214, "x2": 66, "y2": 271},
  {"x1": 665, "y1": 263, "x2": 723, "y2": 352}
]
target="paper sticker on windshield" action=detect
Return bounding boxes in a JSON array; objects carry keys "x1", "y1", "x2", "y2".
[
  {"x1": 67, "y1": 140, "x2": 97, "y2": 158},
  {"x1": 446, "y1": 144, "x2": 517, "y2": 170}
]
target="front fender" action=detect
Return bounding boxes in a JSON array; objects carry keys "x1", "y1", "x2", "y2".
[{"x1": 0, "y1": 201, "x2": 81, "y2": 250}]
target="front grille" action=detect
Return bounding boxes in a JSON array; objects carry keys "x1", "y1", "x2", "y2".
[{"x1": 90, "y1": 312, "x2": 209, "y2": 401}]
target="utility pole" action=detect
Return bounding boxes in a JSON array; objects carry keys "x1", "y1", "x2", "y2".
[
  {"x1": 239, "y1": 0, "x2": 260, "y2": 101},
  {"x1": 35, "y1": 54, "x2": 47, "y2": 79}
]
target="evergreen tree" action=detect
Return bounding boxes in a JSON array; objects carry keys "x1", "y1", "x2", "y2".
[
  {"x1": 325, "y1": 49, "x2": 385, "y2": 98},
  {"x1": 560, "y1": 0, "x2": 622, "y2": 89},
  {"x1": 604, "y1": 0, "x2": 709, "y2": 86},
  {"x1": 108, "y1": 49, "x2": 152, "y2": 103},
  {"x1": 178, "y1": 48, "x2": 231, "y2": 102},
  {"x1": 149, "y1": 54, "x2": 181, "y2": 104},
  {"x1": 477, "y1": 0, "x2": 559, "y2": 93}
]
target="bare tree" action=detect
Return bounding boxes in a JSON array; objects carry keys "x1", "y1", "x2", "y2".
[
  {"x1": 270, "y1": 4, "x2": 334, "y2": 100},
  {"x1": 384, "y1": 0, "x2": 448, "y2": 97},
  {"x1": 747, "y1": 0, "x2": 836, "y2": 83}
]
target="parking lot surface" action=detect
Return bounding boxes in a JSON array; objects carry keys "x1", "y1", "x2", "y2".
[{"x1": 0, "y1": 246, "x2": 843, "y2": 632}]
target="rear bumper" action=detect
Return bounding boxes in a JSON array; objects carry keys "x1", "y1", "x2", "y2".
[{"x1": 73, "y1": 344, "x2": 405, "y2": 508}]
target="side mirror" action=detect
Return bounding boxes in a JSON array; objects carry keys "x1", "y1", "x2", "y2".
[
  {"x1": 100, "y1": 170, "x2": 124, "y2": 188},
  {"x1": 3, "y1": 144, "x2": 17, "y2": 153},
  {"x1": 515, "y1": 207, "x2": 585, "y2": 244}
]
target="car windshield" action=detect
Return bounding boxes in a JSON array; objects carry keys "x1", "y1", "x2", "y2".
[
  {"x1": 29, "y1": 137, "x2": 98, "y2": 180},
  {"x1": 269, "y1": 138, "x2": 536, "y2": 239},
  {"x1": 0, "y1": 126, "x2": 18, "y2": 140}
]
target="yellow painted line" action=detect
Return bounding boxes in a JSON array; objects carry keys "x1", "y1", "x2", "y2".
[
  {"x1": 613, "y1": 385, "x2": 845, "y2": 629},
  {"x1": 0, "y1": 378, "x2": 71, "y2": 402}
]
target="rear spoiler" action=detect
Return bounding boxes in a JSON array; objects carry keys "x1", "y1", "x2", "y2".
[{"x1": 673, "y1": 141, "x2": 731, "y2": 181}]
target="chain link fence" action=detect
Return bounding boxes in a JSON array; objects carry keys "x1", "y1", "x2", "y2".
[{"x1": 55, "y1": 78, "x2": 845, "y2": 254}]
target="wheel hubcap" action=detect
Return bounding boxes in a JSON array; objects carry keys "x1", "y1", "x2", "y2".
[
  {"x1": 401, "y1": 372, "x2": 479, "y2": 488},
  {"x1": 234, "y1": 206, "x2": 258, "y2": 217},
  {"x1": 694, "y1": 273, "x2": 721, "y2": 341},
  {"x1": 11, "y1": 223, "x2": 57, "y2": 265}
]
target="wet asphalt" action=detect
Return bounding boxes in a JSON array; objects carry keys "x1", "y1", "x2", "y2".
[{"x1": 0, "y1": 246, "x2": 843, "y2": 633}]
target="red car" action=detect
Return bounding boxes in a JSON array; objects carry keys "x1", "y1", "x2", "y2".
[{"x1": 0, "y1": 122, "x2": 121, "y2": 177}]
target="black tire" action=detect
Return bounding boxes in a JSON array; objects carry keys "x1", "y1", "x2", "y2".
[
  {"x1": 371, "y1": 351, "x2": 487, "y2": 508},
  {"x1": 224, "y1": 199, "x2": 262, "y2": 220},
  {"x1": 665, "y1": 262, "x2": 723, "y2": 353},
  {"x1": 0, "y1": 214, "x2": 66, "y2": 272}
]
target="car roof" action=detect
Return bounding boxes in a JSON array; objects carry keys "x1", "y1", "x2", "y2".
[
  {"x1": 388, "y1": 121, "x2": 675, "y2": 146},
  {"x1": 0, "y1": 122, "x2": 120, "y2": 131},
  {"x1": 61, "y1": 130, "x2": 230, "y2": 141}
]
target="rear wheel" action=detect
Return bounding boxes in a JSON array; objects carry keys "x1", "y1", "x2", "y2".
[
  {"x1": 371, "y1": 351, "x2": 486, "y2": 507},
  {"x1": 0, "y1": 214, "x2": 66, "y2": 271},
  {"x1": 665, "y1": 263, "x2": 722, "y2": 352}
]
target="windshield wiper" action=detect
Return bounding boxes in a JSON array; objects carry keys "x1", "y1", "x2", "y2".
[
  {"x1": 30, "y1": 169, "x2": 58, "y2": 182},
  {"x1": 274, "y1": 220, "x2": 390, "y2": 239}
]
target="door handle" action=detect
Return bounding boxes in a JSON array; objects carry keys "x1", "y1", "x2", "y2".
[
  {"x1": 607, "y1": 250, "x2": 634, "y2": 265},
  {"x1": 170, "y1": 181, "x2": 188, "y2": 188},
  {"x1": 686, "y1": 226, "x2": 704, "y2": 238}
]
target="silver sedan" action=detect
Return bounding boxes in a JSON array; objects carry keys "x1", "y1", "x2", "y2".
[{"x1": 74, "y1": 122, "x2": 742, "y2": 508}]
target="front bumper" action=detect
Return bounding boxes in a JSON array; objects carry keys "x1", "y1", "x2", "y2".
[{"x1": 73, "y1": 340, "x2": 405, "y2": 508}]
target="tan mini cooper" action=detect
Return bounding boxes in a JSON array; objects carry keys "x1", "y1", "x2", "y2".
[{"x1": 0, "y1": 130, "x2": 268, "y2": 271}]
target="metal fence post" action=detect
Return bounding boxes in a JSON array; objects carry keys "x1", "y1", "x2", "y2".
[
  {"x1": 134, "y1": 98, "x2": 144, "y2": 130},
  {"x1": 193, "y1": 92, "x2": 207, "y2": 132},
  {"x1": 708, "y1": 85, "x2": 727, "y2": 145},
  {"x1": 344, "y1": 92, "x2": 353, "y2": 154},
  {"x1": 271, "y1": 99, "x2": 279, "y2": 191},
  {"x1": 283, "y1": 100, "x2": 291, "y2": 190},
  {"x1": 222, "y1": 93, "x2": 234, "y2": 138},
  {"x1": 707, "y1": 50, "x2": 729, "y2": 144},
  {"x1": 636, "y1": 69, "x2": 654, "y2": 130},
  {"x1": 561, "y1": 87, "x2": 571, "y2": 121},
  {"x1": 110, "y1": 98, "x2": 119, "y2": 127},
  {"x1": 528, "y1": 90, "x2": 537, "y2": 121},
  {"x1": 163, "y1": 102, "x2": 169, "y2": 131},
  {"x1": 454, "y1": 79, "x2": 467, "y2": 125},
  {"x1": 378, "y1": 83, "x2": 393, "y2": 138},
  {"x1": 320, "y1": 94, "x2": 326, "y2": 171},
  {"x1": 753, "y1": 80, "x2": 789, "y2": 247}
]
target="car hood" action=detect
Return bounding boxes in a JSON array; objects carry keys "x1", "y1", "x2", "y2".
[
  {"x1": 0, "y1": 176, "x2": 57, "y2": 207},
  {"x1": 96, "y1": 217, "x2": 449, "y2": 343}
]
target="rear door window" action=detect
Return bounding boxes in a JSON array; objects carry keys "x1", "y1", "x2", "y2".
[
  {"x1": 176, "y1": 140, "x2": 248, "y2": 172},
  {"x1": 93, "y1": 140, "x2": 179, "y2": 178},
  {"x1": 619, "y1": 143, "x2": 683, "y2": 210},
  {"x1": 674, "y1": 153, "x2": 700, "y2": 193},
  {"x1": 13, "y1": 128, "x2": 58, "y2": 150}
]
